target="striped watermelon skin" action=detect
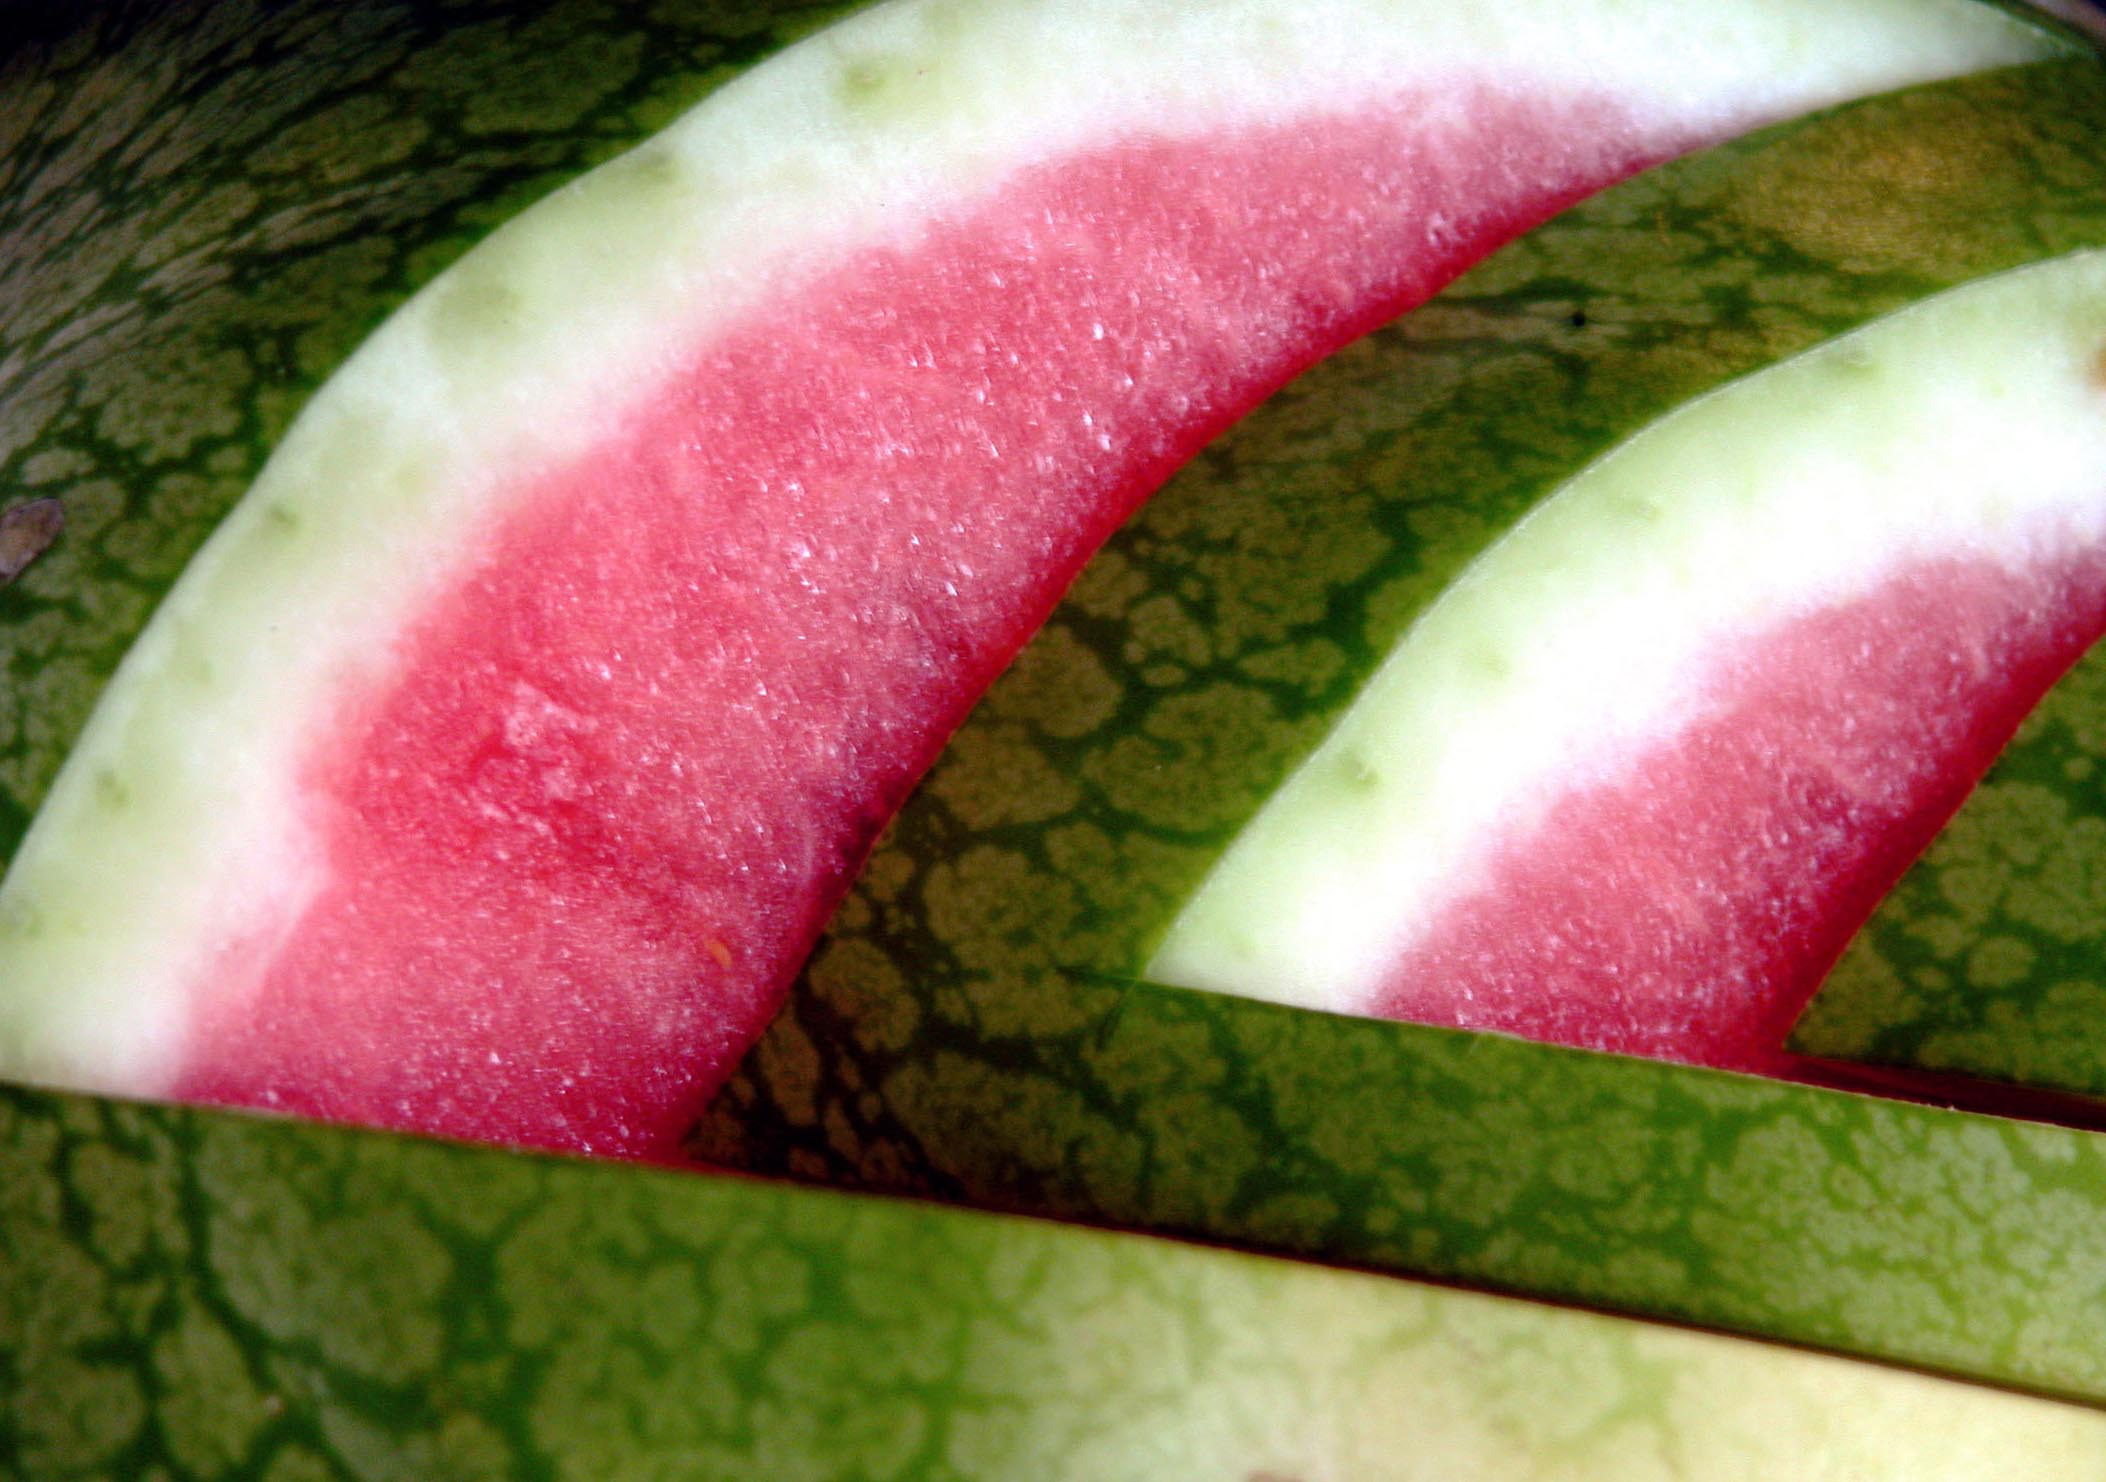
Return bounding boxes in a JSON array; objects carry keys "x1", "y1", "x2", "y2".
[
  {"x1": 0, "y1": 0, "x2": 848, "y2": 855},
  {"x1": 696, "y1": 57, "x2": 2106, "y2": 1361},
  {"x1": 15, "y1": 1078, "x2": 2106, "y2": 1479},
  {"x1": 725, "y1": 971, "x2": 2106, "y2": 1406}
]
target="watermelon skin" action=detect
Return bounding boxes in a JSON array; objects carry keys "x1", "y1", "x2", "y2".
[
  {"x1": 0, "y1": 0, "x2": 2051, "y2": 1159},
  {"x1": 8, "y1": 1079, "x2": 2106, "y2": 1479},
  {"x1": 706, "y1": 970, "x2": 2106, "y2": 1405},
  {"x1": 698, "y1": 59, "x2": 2106, "y2": 1363}
]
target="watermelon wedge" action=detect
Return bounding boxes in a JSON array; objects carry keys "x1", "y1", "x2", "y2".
[
  {"x1": 700, "y1": 58, "x2": 2106, "y2": 1245},
  {"x1": 0, "y1": 0, "x2": 2048, "y2": 1159},
  {"x1": 1151, "y1": 250, "x2": 2106, "y2": 1075},
  {"x1": 13, "y1": 1079, "x2": 2106, "y2": 1480},
  {"x1": 704, "y1": 56, "x2": 2106, "y2": 1124}
]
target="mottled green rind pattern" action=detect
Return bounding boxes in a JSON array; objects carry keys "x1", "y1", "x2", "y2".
[
  {"x1": 1792, "y1": 644, "x2": 2106, "y2": 1097},
  {"x1": 0, "y1": 0, "x2": 848, "y2": 858},
  {"x1": 16, "y1": 1, "x2": 2106, "y2": 1447},
  {"x1": 709, "y1": 971, "x2": 2106, "y2": 1405},
  {"x1": 25, "y1": 1081, "x2": 2106, "y2": 1480},
  {"x1": 701, "y1": 61, "x2": 2106, "y2": 1383}
]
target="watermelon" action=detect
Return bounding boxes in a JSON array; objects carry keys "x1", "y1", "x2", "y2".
[
  {"x1": 11, "y1": 3, "x2": 2106, "y2": 1471},
  {"x1": 699, "y1": 60, "x2": 2106, "y2": 1383},
  {"x1": 0, "y1": 0, "x2": 2051, "y2": 1161},
  {"x1": 11, "y1": 1080, "x2": 2106, "y2": 1479}
]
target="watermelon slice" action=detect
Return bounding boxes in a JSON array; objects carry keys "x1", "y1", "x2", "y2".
[
  {"x1": 13, "y1": 1079, "x2": 2106, "y2": 1479},
  {"x1": 1150, "y1": 250, "x2": 2106, "y2": 1076},
  {"x1": 0, "y1": 0, "x2": 2046, "y2": 1159},
  {"x1": 697, "y1": 62, "x2": 2106, "y2": 1332},
  {"x1": 704, "y1": 59, "x2": 2106, "y2": 1175}
]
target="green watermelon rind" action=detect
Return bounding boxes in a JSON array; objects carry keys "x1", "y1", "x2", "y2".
[
  {"x1": 703, "y1": 56, "x2": 2106, "y2": 1402},
  {"x1": 9, "y1": 1078, "x2": 2106, "y2": 1478}
]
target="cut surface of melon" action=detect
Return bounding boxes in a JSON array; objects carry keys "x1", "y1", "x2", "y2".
[
  {"x1": 1151, "y1": 251, "x2": 2106, "y2": 1073},
  {"x1": 0, "y1": 0, "x2": 2049, "y2": 1155}
]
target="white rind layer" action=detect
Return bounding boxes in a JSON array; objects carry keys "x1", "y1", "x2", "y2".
[
  {"x1": 0, "y1": 0, "x2": 2049, "y2": 1093},
  {"x1": 1150, "y1": 250, "x2": 2106, "y2": 1013}
]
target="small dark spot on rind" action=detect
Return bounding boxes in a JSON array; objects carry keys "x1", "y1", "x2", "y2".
[
  {"x1": 265, "y1": 502, "x2": 300, "y2": 532},
  {"x1": 1569, "y1": 309, "x2": 1589, "y2": 328},
  {"x1": 94, "y1": 768, "x2": 129, "y2": 811},
  {"x1": 0, "y1": 497, "x2": 65, "y2": 587}
]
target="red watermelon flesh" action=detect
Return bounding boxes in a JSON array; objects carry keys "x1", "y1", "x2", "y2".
[
  {"x1": 177, "y1": 92, "x2": 1675, "y2": 1156},
  {"x1": 0, "y1": 0, "x2": 2055, "y2": 1159},
  {"x1": 1373, "y1": 549, "x2": 2106, "y2": 1076}
]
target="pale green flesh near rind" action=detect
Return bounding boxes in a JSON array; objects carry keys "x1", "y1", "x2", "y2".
[
  {"x1": 5, "y1": 1082, "x2": 2105, "y2": 1480},
  {"x1": 0, "y1": 0, "x2": 2048, "y2": 1096},
  {"x1": 1152, "y1": 250, "x2": 2106, "y2": 1010}
]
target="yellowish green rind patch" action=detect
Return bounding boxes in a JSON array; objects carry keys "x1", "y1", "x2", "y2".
[
  {"x1": 6, "y1": 1081, "x2": 2106, "y2": 1479},
  {"x1": 702, "y1": 59, "x2": 2106, "y2": 1395}
]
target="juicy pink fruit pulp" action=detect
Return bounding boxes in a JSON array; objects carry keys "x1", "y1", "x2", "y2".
[
  {"x1": 177, "y1": 86, "x2": 1686, "y2": 1157},
  {"x1": 1372, "y1": 547, "x2": 2106, "y2": 1079}
]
